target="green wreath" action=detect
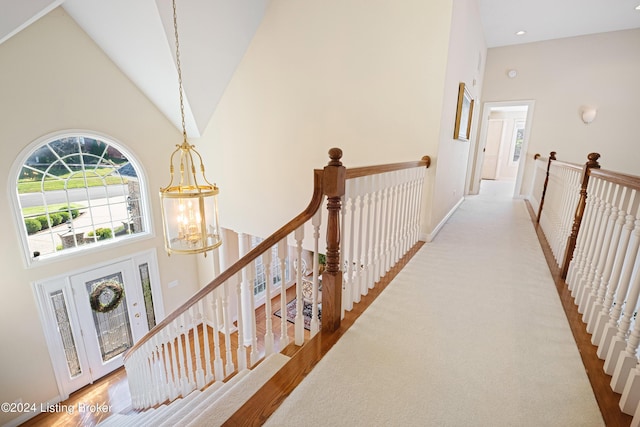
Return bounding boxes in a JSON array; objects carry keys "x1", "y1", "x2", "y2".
[{"x1": 89, "y1": 280, "x2": 125, "y2": 313}]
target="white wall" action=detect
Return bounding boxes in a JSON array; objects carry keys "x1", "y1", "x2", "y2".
[
  {"x1": 0, "y1": 9, "x2": 200, "y2": 425},
  {"x1": 428, "y1": 0, "x2": 487, "y2": 239},
  {"x1": 196, "y1": 0, "x2": 455, "y2": 239},
  {"x1": 482, "y1": 29, "x2": 640, "y2": 196}
]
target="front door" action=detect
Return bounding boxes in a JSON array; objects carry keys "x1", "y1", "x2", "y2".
[
  {"x1": 69, "y1": 260, "x2": 145, "y2": 380},
  {"x1": 36, "y1": 252, "x2": 161, "y2": 398}
]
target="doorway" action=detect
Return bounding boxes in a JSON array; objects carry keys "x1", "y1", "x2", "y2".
[
  {"x1": 35, "y1": 250, "x2": 163, "y2": 399},
  {"x1": 467, "y1": 100, "x2": 535, "y2": 197}
]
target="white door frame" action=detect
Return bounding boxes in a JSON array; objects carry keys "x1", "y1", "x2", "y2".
[
  {"x1": 466, "y1": 100, "x2": 536, "y2": 197},
  {"x1": 33, "y1": 248, "x2": 164, "y2": 400}
]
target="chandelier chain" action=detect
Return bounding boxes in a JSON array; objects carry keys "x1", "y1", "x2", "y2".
[{"x1": 172, "y1": 0, "x2": 188, "y2": 144}]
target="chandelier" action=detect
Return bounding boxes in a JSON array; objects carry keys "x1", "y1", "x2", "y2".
[{"x1": 159, "y1": 0, "x2": 222, "y2": 255}]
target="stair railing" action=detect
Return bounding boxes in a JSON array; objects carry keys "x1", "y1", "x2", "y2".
[
  {"x1": 530, "y1": 151, "x2": 640, "y2": 418},
  {"x1": 123, "y1": 148, "x2": 431, "y2": 409}
]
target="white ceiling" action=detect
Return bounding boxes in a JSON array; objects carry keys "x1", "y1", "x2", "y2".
[
  {"x1": 1, "y1": 0, "x2": 639, "y2": 135},
  {"x1": 479, "y1": 0, "x2": 640, "y2": 47}
]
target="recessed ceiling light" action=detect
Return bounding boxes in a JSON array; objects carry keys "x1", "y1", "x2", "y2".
[
  {"x1": 636, "y1": 4, "x2": 640, "y2": 10},
  {"x1": 515, "y1": 30, "x2": 527, "y2": 36}
]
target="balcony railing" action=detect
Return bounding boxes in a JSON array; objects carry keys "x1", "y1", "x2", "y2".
[{"x1": 530, "y1": 151, "x2": 640, "y2": 419}]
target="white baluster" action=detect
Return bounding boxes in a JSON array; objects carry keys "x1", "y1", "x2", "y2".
[
  {"x1": 263, "y1": 248, "x2": 275, "y2": 354},
  {"x1": 343, "y1": 183, "x2": 354, "y2": 312},
  {"x1": 190, "y1": 306, "x2": 205, "y2": 389},
  {"x1": 182, "y1": 312, "x2": 196, "y2": 394},
  {"x1": 363, "y1": 176, "x2": 374, "y2": 291},
  {"x1": 414, "y1": 167, "x2": 426, "y2": 245},
  {"x1": 294, "y1": 225, "x2": 305, "y2": 345},
  {"x1": 585, "y1": 184, "x2": 622, "y2": 331},
  {"x1": 355, "y1": 177, "x2": 366, "y2": 302},
  {"x1": 311, "y1": 208, "x2": 322, "y2": 334},
  {"x1": 198, "y1": 299, "x2": 212, "y2": 383},
  {"x1": 582, "y1": 181, "x2": 616, "y2": 322},
  {"x1": 235, "y1": 271, "x2": 247, "y2": 371},
  {"x1": 567, "y1": 177, "x2": 599, "y2": 287},
  {"x1": 574, "y1": 179, "x2": 606, "y2": 304},
  {"x1": 372, "y1": 174, "x2": 383, "y2": 282},
  {"x1": 174, "y1": 321, "x2": 189, "y2": 396},
  {"x1": 604, "y1": 203, "x2": 640, "y2": 374},
  {"x1": 611, "y1": 261, "x2": 640, "y2": 394},
  {"x1": 597, "y1": 192, "x2": 639, "y2": 359},
  {"x1": 390, "y1": 172, "x2": 401, "y2": 266},
  {"x1": 238, "y1": 234, "x2": 253, "y2": 348},
  {"x1": 397, "y1": 171, "x2": 410, "y2": 258},
  {"x1": 592, "y1": 187, "x2": 632, "y2": 344},
  {"x1": 210, "y1": 291, "x2": 225, "y2": 380},
  {"x1": 278, "y1": 240, "x2": 290, "y2": 350},
  {"x1": 382, "y1": 173, "x2": 392, "y2": 276},
  {"x1": 578, "y1": 180, "x2": 611, "y2": 312},
  {"x1": 153, "y1": 334, "x2": 169, "y2": 403},
  {"x1": 246, "y1": 259, "x2": 259, "y2": 366},
  {"x1": 220, "y1": 281, "x2": 234, "y2": 375},
  {"x1": 165, "y1": 327, "x2": 180, "y2": 401}
]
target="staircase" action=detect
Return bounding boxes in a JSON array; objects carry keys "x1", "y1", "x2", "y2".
[
  {"x1": 119, "y1": 149, "x2": 432, "y2": 424},
  {"x1": 99, "y1": 353, "x2": 289, "y2": 427}
]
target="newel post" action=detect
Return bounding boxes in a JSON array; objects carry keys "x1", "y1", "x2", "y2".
[
  {"x1": 536, "y1": 151, "x2": 557, "y2": 223},
  {"x1": 322, "y1": 148, "x2": 346, "y2": 333},
  {"x1": 561, "y1": 152, "x2": 601, "y2": 279}
]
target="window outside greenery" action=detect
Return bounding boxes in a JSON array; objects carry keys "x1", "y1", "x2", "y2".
[{"x1": 16, "y1": 135, "x2": 146, "y2": 261}]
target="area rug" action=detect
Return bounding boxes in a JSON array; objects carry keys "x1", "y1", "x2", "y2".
[{"x1": 273, "y1": 298, "x2": 321, "y2": 331}]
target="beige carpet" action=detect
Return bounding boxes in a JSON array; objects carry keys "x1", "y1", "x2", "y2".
[{"x1": 265, "y1": 180, "x2": 604, "y2": 427}]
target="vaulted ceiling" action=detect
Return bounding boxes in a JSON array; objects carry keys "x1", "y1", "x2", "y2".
[{"x1": 1, "y1": 0, "x2": 639, "y2": 136}]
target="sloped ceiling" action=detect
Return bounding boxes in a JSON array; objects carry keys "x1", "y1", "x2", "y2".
[
  {"x1": 1, "y1": 0, "x2": 638, "y2": 136},
  {"x1": 0, "y1": 0, "x2": 268, "y2": 138}
]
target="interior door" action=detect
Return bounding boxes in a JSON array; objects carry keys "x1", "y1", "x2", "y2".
[{"x1": 70, "y1": 260, "x2": 148, "y2": 380}]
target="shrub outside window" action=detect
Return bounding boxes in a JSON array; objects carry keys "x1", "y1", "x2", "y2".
[{"x1": 15, "y1": 133, "x2": 149, "y2": 264}]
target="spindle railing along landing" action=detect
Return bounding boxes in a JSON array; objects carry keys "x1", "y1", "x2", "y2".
[
  {"x1": 122, "y1": 148, "x2": 431, "y2": 411},
  {"x1": 530, "y1": 152, "x2": 640, "y2": 420}
]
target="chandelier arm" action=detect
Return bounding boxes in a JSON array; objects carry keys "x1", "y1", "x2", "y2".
[
  {"x1": 161, "y1": 145, "x2": 182, "y2": 192},
  {"x1": 191, "y1": 148, "x2": 215, "y2": 188},
  {"x1": 186, "y1": 146, "x2": 201, "y2": 191}
]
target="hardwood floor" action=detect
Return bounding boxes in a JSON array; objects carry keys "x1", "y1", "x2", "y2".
[
  {"x1": 19, "y1": 286, "x2": 304, "y2": 427},
  {"x1": 525, "y1": 201, "x2": 633, "y2": 427},
  {"x1": 19, "y1": 368, "x2": 130, "y2": 427}
]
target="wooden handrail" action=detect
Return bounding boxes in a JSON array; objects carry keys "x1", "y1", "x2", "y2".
[
  {"x1": 549, "y1": 159, "x2": 583, "y2": 172},
  {"x1": 590, "y1": 168, "x2": 640, "y2": 190},
  {"x1": 124, "y1": 168, "x2": 326, "y2": 361},
  {"x1": 345, "y1": 156, "x2": 431, "y2": 179}
]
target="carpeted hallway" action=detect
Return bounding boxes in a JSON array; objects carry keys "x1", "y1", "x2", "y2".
[{"x1": 264, "y1": 180, "x2": 604, "y2": 426}]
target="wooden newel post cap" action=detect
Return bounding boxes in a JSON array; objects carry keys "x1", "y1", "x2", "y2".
[
  {"x1": 550, "y1": 151, "x2": 557, "y2": 160},
  {"x1": 534, "y1": 153, "x2": 541, "y2": 160},
  {"x1": 324, "y1": 148, "x2": 346, "y2": 197},
  {"x1": 587, "y1": 152, "x2": 601, "y2": 169},
  {"x1": 422, "y1": 155, "x2": 431, "y2": 168},
  {"x1": 327, "y1": 148, "x2": 343, "y2": 166}
]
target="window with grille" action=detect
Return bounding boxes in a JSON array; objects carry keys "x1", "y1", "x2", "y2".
[{"x1": 13, "y1": 133, "x2": 150, "y2": 265}]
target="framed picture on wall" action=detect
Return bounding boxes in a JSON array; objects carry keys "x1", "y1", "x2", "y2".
[{"x1": 453, "y1": 82, "x2": 474, "y2": 141}]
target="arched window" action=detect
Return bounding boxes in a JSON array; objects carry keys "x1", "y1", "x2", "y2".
[{"x1": 14, "y1": 132, "x2": 151, "y2": 265}]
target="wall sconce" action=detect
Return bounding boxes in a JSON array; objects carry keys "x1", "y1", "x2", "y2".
[{"x1": 581, "y1": 106, "x2": 597, "y2": 124}]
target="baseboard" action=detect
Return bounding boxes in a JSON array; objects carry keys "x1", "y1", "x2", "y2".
[{"x1": 424, "y1": 197, "x2": 465, "y2": 242}]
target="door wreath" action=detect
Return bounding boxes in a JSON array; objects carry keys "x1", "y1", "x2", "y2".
[{"x1": 89, "y1": 279, "x2": 125, "y2": 313}]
